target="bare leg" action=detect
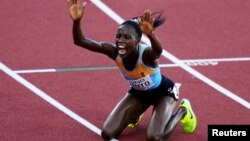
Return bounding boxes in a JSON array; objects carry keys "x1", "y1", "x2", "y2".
[
  {"x1": 163, "y1": 106, "x2": 186, "y2": 140},
  {"x1": 101, "y1": 93, "x2": 149, "y2": 140},
  {"x1": 146, "y1": 96, "x2": 177, "y2": 141}
]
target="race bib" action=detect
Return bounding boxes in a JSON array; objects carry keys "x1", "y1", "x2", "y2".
[{"x1": 128, "y1": 75, "x2": 154, "y2": 90}]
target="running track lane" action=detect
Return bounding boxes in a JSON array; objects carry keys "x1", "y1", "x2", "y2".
[
  {"x1": 90, "y1": 0, "x2": 250, "y2": 109},
  {"x1": 0, "y1": 62, "x2": 120, "y2": 140}
]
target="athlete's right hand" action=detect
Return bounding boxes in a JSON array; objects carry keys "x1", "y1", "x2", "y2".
[{"x1": 68, "y1": 0, "x2": 87, "y2": 21}]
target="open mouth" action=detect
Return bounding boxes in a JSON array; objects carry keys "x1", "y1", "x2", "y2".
[{"x1": 118, "y1": 45, "x2": 126, "y2": 55}]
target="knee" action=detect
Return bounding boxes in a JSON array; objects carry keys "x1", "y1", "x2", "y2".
[
  {"x1": 101, "y1": 128, "x2": 119, "y2": 141},
  {"x1": 101, "y1": 130, "x2": 113, "y2": 141},
  {"x1": 146, "y1": 133, "x2": 163, "y2": 141}
]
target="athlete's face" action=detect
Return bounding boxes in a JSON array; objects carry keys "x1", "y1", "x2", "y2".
[{"x1": 115, "y1": 25, "x2": 139, "y2": 58}]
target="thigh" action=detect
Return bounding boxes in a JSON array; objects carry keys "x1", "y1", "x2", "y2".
[
  {"x1": 147, "y1": 96, "x2": 177, "y2": 136},
  {"x1": 102, "y1": 93, "x2": 149, "y2": 137}
]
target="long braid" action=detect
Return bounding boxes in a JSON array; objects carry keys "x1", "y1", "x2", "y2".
[{"x1": 151, "y1": 11, "x2": 166, "y2": 29}]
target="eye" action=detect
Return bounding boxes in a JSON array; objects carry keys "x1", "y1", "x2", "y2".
[
  {"x1": 124, "y1": 35, "x2": 132, "y2": 39},
  {"x1": 116, "y1": 34, "x2": 121, "y2": 39}
]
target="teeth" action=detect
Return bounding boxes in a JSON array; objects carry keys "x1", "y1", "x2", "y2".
[
  {"x1": 118, "y1": 45, "x2": 125, "y2": 48},
  {"x1": 117, "y1": 44, "x2": 126, "y2": 55}
]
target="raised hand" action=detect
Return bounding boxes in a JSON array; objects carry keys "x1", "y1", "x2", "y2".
[
  {"x1": 138, "y1": 9, "x2": 155, "y2": 36},
  {"x1": 68, "y1": 0, "x2": 87, "y2": 21}
]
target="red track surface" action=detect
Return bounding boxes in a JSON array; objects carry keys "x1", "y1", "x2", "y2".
[{"x1": 1, "y1": 0, "x2": 250, "y2": 141}]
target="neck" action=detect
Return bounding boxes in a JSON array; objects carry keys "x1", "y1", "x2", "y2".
[
  {"x1": 122, "y1": 45, "x2": 139, "y2": 70},
  {"x1": 124, "y1": 45, "x2": 139, "y2": 62}
]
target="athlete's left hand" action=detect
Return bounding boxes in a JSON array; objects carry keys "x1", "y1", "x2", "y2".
[{"x1": 138, "y1": 9, "x2": 155, "y2": 36}]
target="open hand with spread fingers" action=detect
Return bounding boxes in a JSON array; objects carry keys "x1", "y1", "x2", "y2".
[
  {"x1": 68, "y1": 0, "x2": 87, "y2": 21},
  {"x1": 138, "y1": 9, "x2": 155, "y2": 36}
]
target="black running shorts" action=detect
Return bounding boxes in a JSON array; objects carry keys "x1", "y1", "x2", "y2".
[{"x1": 128, "y1": 75, "x2": 179, "y2": 105}]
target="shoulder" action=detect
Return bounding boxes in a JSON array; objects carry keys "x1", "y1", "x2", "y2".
[
  {"x1": 140, "y1": 44, "x2": 159, "y2": 68},
  {"x1": 101, "y1": 42, "x2": 116, "y2": 48},
  {"x1": 100, "y1": 42, "x2": 118, "y2": 60}
]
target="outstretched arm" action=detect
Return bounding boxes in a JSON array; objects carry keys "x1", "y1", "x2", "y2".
[
  {"x1": 138, "y1": 10, "x2": 163, "y2": 58},
  {"x1": 68, "y1": 0, "x2": 117, "y2": 59}
]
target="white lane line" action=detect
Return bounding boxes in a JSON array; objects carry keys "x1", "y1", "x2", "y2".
[
  {"x1": 90, "y1": 0, "x2": 250, "y2": 109},
  {"x1": 0, "y1": 62, "x2": 102, "y2": 136},
  {"x1": 14, "y1": 68, "x2": 57, "y2": 74},
  {"x1": 183, "y1": 57, "x2": 250, "y2": 62},
  {"x1": 13, "y1": 57, "x2": 250, "y2": 74}
]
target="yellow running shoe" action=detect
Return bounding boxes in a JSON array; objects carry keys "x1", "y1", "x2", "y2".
[
  {"x1": 180, "y1": 99, "x2": 197, "y2": 133},
  {"x1": 128, "y1": 114, "x2": 144, "y2": 128}
]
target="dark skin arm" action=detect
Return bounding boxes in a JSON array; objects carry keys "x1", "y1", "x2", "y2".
[
  {"x1": 138, "y1": 10, "x2": 163, "y2": 67},
  {"x1": 68, "y1": 0, "x2": 117, "y2": 59},
  {"x1": 68, "y1": 1, "x2": 163, "y2": 65}
]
